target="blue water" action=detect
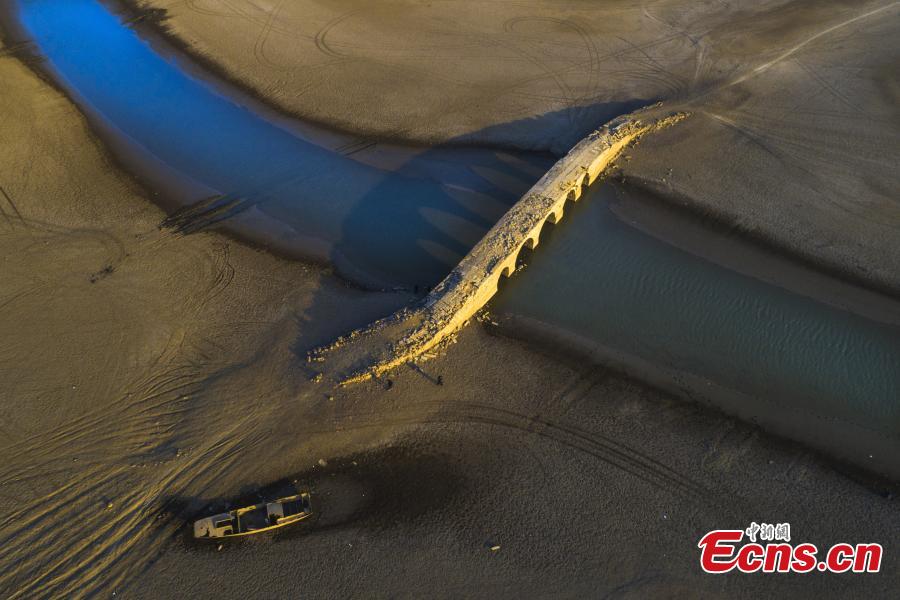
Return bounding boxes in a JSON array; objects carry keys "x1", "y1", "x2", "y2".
[
  {"x1": 16, "y1": 0, "x2": 552, "y2": 288},
  {"x1": 15, "y1": 0, "x2": 900, "y2": 473}
]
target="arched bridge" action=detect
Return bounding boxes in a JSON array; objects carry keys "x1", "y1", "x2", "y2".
[{"x1": 309, "y1": 108, "x2": 688, "y2": 385}]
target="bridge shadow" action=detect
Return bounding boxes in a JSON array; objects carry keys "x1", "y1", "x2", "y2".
[
  {"x1": 290, "y1": 100, "x2": 653, "y2": 362},
  {"x1": 328, "y1": 99, "x2": 652, "y2": 292}
]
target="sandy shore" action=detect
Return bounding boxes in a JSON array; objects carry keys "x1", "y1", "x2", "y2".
[{"x1": 1, "y1": 2, "x2": 899, "y2": 597}]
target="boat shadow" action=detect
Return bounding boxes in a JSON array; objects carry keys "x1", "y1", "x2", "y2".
[{"x1": 170, "y1": 444, "x2": 468, "y2": 549}]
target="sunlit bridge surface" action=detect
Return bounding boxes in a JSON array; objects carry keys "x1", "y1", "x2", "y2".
[{"x1": 15, "y1": 0, "x2": 900, "y2": 473}]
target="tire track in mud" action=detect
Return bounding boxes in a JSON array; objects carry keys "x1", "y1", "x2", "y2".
[
  {"x1": 327, "y1": 32, "x2": 613, "y2": 154},
  {"x1": 0, "y1": 340, "x2": 268, "y2": 598},
  {"x1": 0, "y1": 185, "x2": 25, "y2": 229},
  {"x1": 507, "y1": 365, "x2": 610, "y2": 481},
  {"x1": 252, "y1": 0, "x2": 287, "y2": 70},
  {"x1": 304, "y1": 399, "x2": 709, "y2": 502},
  {"x1": 309, "y1": 10, "x2": 685, "y2": 150},
  {"x1": 613, "y1": 34, "x2": 687, "y2": 99},
  {"x1": 0, "y1": 220, "x2": 263, "y2": 597},
  {"x1": 500, "y1": 18, "x2": 580, "y2": 112},
  {"x1": 480, "y1": 31, "x2": 687, "y2": 112},
  {"x1": 174, "y1": 0, "x2": 352, "y2": 89},
  {"x1": 0, "y1": 227, "x2": 240, "y2": 469},
  {"x1": 700, "y1": 106, "x2": 900, "y2": 226},
  {"x1": 0, "y1": 348, "x2": 201, "y2": 485},
  {"x1": 181, "y1": 0, "x2": 351, "y2": 72},
  {"x1": 314, "y1": 8, "x2": 364, "y2": 59},
  {"x1": 0, "y1": 425, "x2": 263, "y2": 599},
  {"x1": 503, "y1": 16, "x2": 605, "y2": 109},
  {"x1": 183, "y1": 0, "x2": 294, "y2": 38}
]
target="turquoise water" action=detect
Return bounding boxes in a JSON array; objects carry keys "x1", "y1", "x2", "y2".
[
  {"x1": 16, "y1": 0, "x2": 552, "y2": 289},
  {"x1": 494, "y1": 185, "x2": 900, "y2": 467},
  {"x1": 15, "y1": 0, "x2": 900, "y2": 472}
]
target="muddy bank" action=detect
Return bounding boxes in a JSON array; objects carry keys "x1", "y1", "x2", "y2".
[
  {"x1": 2, "y1": 4, "x2": 899, "y2": 598},
  {"x1": 120, "y1": 0, "x2": 885, "y2": 152},
  {"x1": 116, "y1": 0, "x2": 900, "y2": 297},
  {"x1": 605, "y1": 179, "x2": 900, "y2": 326},
  {"x1": 125, "y1": 324, "x2": 900, "y2": 599},
  {"x1": 619, "y1": 2, "x2": 900, "y2": 294},
  {"x1": 0, "y1": 33, "x2": 414, "y2": 596},
  {"x1": 490, "y1": 183, "x2": 900, "y2": 479},
  {"x1": 5, "y1": 0, "x2": 560, "y2": 292},
  {"x1": 2, "y1": 37, "x2": 898, "y2": 597},
  {"x1": 305, "y1": 111, "x2": 687, "y2": 386}
]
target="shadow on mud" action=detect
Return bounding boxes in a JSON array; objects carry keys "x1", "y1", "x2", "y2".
[{"x1": 169, "y1": 445, "x2": 467, "y2": 549}]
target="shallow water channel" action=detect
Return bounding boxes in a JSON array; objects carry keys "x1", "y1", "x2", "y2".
[
  {"x1": 15, "y1": 0, "x2": 900, "y2": 475},
  {"x1": 16, "y1": 0, "x2": 554, "y2": 289},
  {"x1": 493, "y1": 183, "x2": 900, "y2": 474}
]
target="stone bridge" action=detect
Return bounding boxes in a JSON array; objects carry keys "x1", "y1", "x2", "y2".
[{"x1": 309, "y1": 108, "x2": 688, "y2": 385}]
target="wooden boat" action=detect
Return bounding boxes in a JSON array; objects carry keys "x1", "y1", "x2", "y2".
[{"x1": 193, "y1": 492, "x2": 312, "y2": 539}]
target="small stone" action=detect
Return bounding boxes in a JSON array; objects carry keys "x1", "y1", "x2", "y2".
[
  {"x1": 490, "y1": 544, "x2": 501, "y2": 552},
  {"x1": 107, "y1": 502, "x2": 114, "y2": 510},
  {"x1": 217, "y1": 544, "x2": 223, "y2": 552},
  {"x1": 318, "y1": 458, "x2": 328, "y2": 467}
]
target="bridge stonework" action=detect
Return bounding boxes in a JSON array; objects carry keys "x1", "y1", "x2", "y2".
[{"x1": 309, "y1": 108, "x2": 688, "y2": 385}]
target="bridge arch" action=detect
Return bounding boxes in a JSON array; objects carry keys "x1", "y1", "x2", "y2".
[{"x1": 307, "y1": 111, "x2": 689, "y2": 385}]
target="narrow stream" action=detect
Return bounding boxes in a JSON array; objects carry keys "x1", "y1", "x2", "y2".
[
  {"x1": 14, "y1": 0, "x2": 553, "y2": 290},
  {"x1": 13, "y1": 0, "x2": 900, "y2": 474}
]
